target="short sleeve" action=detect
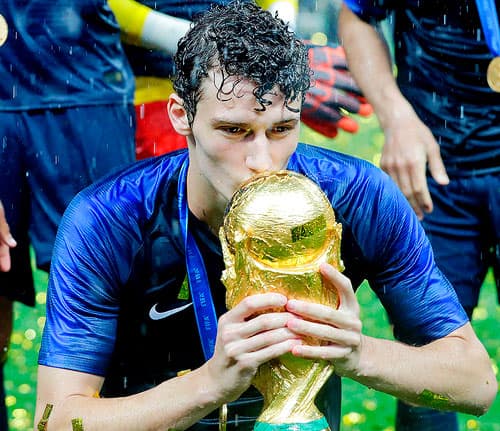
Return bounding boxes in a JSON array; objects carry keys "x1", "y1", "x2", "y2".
[
  {"x1": 38, "y1": 186, "x2": 143, "y2": 376},
  {"x1": 343, "y1": 0, "x2": 395, "y2": 23}
]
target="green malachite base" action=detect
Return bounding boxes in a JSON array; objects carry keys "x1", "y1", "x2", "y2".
[{"x1": 254, "y1": 417, "x2": 330, "y2": 431}]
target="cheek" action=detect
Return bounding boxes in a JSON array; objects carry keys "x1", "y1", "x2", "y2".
[{"x1": 274, "y1": 138, "x2": 298, "y2": 162}]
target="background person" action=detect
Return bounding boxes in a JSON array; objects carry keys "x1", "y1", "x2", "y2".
[
  {"x1": 34, "y1": 3, "x2": 496, "y2": 431},
  {"x1": 338, "y1": 1, "x2": 500, "y2": 430},
  {"x1": 0, "y1": 0, "x2": 137, "y2": 427}
]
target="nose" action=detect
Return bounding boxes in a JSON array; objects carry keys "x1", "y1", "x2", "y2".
[{"x1": 245, "y1": 135, "x2": 273, "y2": 173}]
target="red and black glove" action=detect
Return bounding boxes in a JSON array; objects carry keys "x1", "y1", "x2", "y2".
[{"x1": 301, "y1": 43, "x2": 373, "y2": 138}]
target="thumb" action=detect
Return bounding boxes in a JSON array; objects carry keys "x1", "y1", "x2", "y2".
[{"x1": 319, "y1": 263, "x2": 358, "y2": 314}]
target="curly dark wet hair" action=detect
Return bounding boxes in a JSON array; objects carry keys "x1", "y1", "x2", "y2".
[{"x1": 173, "y1": 1, "x2": 311, "y2": 124}]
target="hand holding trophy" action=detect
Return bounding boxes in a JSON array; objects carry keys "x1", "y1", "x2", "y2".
[{"x1": 220, "y1": 171, "x2": 343, "y2": 431}]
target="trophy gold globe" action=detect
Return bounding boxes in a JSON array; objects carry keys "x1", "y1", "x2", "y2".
[{"x1": 219, "y1": 170, "x2": 343, "y2": 431}]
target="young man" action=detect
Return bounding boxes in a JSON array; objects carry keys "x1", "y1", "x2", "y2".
[
  {"x1": 35, "y1": 2, "x2": 496, "y2": 430},
  {"x1": 338, "y1": 1, "x2": 500, "y2": 429}
]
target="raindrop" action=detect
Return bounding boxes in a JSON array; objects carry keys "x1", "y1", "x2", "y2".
[
  {"x1": 477, "y1": 28, "x2": 482, "y2": 42},
  {"x1": 443, "y1": 14, "x2": 447, "y2": 25},
  {"x1": 460, "y1": 106, "x2": 464, "y2": 119},
  {"x1": 54, "y1": 155, "x2": 59, "y2": 165}
]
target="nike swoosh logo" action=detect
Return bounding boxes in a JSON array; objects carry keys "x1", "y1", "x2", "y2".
[{"x1": 149, "y1": 302, "x2": 193, "y2": 320}]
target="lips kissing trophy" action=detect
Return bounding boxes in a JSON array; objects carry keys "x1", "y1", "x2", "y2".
[{"x1": 219, "y1": 170, "x2": 343, "y2": 431}]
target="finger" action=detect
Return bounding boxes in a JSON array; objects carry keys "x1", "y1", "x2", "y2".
[
  {"x1": 358, "y1": 103, "x2": 373, "y2": 117},
  {"x1": 337, "y1": 116, "x2": 359, "y2": 134},
  {"x1": 0, "y1": 202, "x2": 16, "y2": 248},
  {"x1": 408, "y1": 160, "x2": 433, "y2": 215},
  {"x1": 228, "y1": 293, "x2": 287, "y2": 322},
  {"x1": 394, "y1": 168, "x2": 424, "y2": 220},
  {"x1": 0, "y1": 244, "x2": 12, "y2": 272},
  {"x1": 306, "y1": 85, "x2": 362, "y2": 116},
  {"x1": 312, "y1": 69, "x2": 362, "y2": 97},
  {"x1": 427, "y1": 142, "x2": 450, "y2": 186},
  {"x1": 225, "y1": 325, "x2": 301, "y2": 358},
  {"x1": 236, "y1": 338, "x2": 303, "y2": 367},
  {"x1": 285, "y1": 266, "x2": 360, "y2": 325},
  {"x1": 236, "y1": 312, "x2": 297, "y2": 339},
  {"x1": 319, "y1": 263, "x2": 359, "y2": 314},
  {"x1": 286, "y1": 316, "x2": 360, "y2": 346},
  {"x1": 329, "y1": 71, "x2": 362, "y2": 96}
]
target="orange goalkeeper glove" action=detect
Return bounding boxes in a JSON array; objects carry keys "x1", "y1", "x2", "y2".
[{"x1": 301, "y1": 43, "x2": 373, "y2": 138}]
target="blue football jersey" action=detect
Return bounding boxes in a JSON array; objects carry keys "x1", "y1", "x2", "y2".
[
  {"x1": 39, "y1": 144, "x2": 468, "y2": 430},
  {"x1": 0, "y1": 0, "x2": 134, "y2": 110}
]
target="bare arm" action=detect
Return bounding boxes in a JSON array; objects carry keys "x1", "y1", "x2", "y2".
[
  {"x1": 108, "y1": 0, "x2": 191, "y2": 55},
  {"x1": 337, "y1": 5, "x2": 449, "y2": 219},
  {"x1": 286, "y1": 263, "x2": 497, "y2": 416},
  {"x1": 35, "y1": 293, "x2": 301, "y2": 431}
]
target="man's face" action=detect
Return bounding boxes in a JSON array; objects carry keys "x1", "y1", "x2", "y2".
[{"x1": 187, "y1": 70, "x2": 302, "y2": 204}]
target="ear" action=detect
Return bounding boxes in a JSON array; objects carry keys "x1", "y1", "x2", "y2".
[{"x1": 167, "y1": 93, "x2": 192, "y2": 136}]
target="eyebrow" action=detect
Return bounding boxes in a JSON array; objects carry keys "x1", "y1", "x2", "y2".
[{"x1": 210, "y1": 117, "x2": 300, "y2": 127}]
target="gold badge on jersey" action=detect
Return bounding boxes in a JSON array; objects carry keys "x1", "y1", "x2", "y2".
[
  {"x1": 487, "y1": 56, "x2": 500, "y2": 93},
  {"x1": 0, "y1": 14, "x2": 7, "y2": 47}
]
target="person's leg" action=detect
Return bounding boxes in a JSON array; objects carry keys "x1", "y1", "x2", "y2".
[
  {"x1": 396, "y1": 175, "x2": 488, "y2": 431},
  {"x1": 487, "y1": 173, "x2": 500, "y2": 305},
  {"x1": 0, "y1": 112, "x2": 38, "y2": 431},
  {"x1": 23, "y1": 105, "x2": 136, "y2": 270},
  {"x1": 396, "y1": 402, "x2": 458, "y2": 431}
]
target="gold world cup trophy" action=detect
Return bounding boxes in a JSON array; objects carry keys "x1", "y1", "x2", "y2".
[{"x1": 219, "y1": 170, "x2": 344, "y2": 431}]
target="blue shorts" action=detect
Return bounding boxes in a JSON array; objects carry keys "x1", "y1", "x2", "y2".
[
  {"x1": 0, "y1": 104, "x2": 135, "y2": 305},
  {"x1": 422, "y1": 174, "x2": 500, "y2": 314}
]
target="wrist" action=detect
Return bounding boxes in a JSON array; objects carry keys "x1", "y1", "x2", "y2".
[{"x1": 375, "y1": 91, "x2": 417, "y2": 132}]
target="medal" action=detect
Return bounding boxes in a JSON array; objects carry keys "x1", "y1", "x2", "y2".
[
  {"x1": 475, "y1": 0, "x2": 500, "y2": 92},
  {"x1": 0, "y1": 14, "x2": 8, "y2": 47},
  {"x1": 487, "y1": 56, "x2": 500, "y2": 92}
]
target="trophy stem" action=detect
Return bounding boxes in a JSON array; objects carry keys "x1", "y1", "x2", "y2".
[{"x1": 256, "y1": 359, "x2": 334, "y2": 430}]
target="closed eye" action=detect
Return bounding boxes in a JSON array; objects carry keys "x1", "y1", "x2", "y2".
[
  {"x1": 268, "y1": 120, "x2": 299, "y2": 136},
  {"x1": 272, "y1": 125, "x2": 293, "y2": 133},
  {"x1": 219, "y1": 126, "x2": 247, "y2": 135}
]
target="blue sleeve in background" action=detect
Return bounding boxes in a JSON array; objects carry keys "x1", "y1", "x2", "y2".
[{"x1": 343, "y1": 0, "x2": 394, "y2": 22}]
